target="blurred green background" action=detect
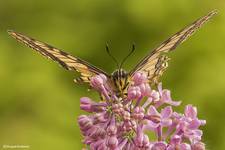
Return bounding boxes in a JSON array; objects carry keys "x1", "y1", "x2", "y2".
[{"x1": 0, "y1": 0, "x2": 225, "y2": 149}]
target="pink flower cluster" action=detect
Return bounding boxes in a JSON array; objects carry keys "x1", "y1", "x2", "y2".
[{"x1": 78, "y1": 72, "x2": 206, "y2": 150}]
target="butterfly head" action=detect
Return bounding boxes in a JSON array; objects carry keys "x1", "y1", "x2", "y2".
[
  {"x1": 111, "y1": 69, "x2": 130, "y2": 97},
  {"x1": 105, "y1": 43, "x2": 136, "y2": 97}
]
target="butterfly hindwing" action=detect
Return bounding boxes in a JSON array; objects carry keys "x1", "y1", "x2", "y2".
[
  {"x1": 130, "y1": 10, "x2": 217, "y2": 84},
  {"x1": 8, "y1": 30, "x2": 109, "y2": 84}
]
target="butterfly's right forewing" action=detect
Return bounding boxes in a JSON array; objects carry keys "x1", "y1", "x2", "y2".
[{"x1": 8, "y1": 30, "x2": 110, "y2": 84}]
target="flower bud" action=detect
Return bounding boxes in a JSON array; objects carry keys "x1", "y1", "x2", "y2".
[
  {"x1": 107, "y1": 136, "x2": 118, "y2": 149},
  {"x1": 180, "y1": 143, "x2": 191, "y2": 150},
  {"x1": 192, "y1": 142, "x2": 205, "y2": 150},
  {"x1": 107, "y1": 125, "x2": 117, "y2": 135},
  {"x1": 122, "y1": 111, "x2": 131, "y2": 121},
  {"x1": 132, "y1": 72, "x2": 147, "y2": 85},
  {"x1": 151, "y1": 142, "x2": 167, "y2": 150},
  {"x1": 139, "y1": 83, "x2": 151, "y2": 96},
  {"x1": 78, "y1": 115, "x2": 93, "y2": 132},
  {"x1": 88, "y1": 126, "x2": 106, "y2": 139},
  {"x1": 150, "y1": 90, "x2": 160, "y2": 102},
  {"x1": 133, "y1": 106, "x2": 145, "y2": 120},
  {"x1": 80, "y1": 97, "x2": 93, "y2": 112},
  {"x1": 170, "y1": 135, "x2": 181, "y2": 145},
  {"x1": 127, "y1": 86, "x2": 142, "y2": 100},
  {"x1": 80, "y1": 97, "x2": 105, "y2": 113},
  {"x1": 90, "y1": 74, "x2": 107, "y2": 91}
]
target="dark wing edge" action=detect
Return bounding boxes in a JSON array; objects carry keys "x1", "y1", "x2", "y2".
[
  {"x1": 8, "y1": 30, "x2": 109, "y2": 84},
  {"x1": 129, "y1": 10, "x2": 217, "y2": 84}
]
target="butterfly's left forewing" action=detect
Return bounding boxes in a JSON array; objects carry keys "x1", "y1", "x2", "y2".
[
  {"x1": 8, "y1": 30, "x2": 109, "y2": 84},
  {"x1": 129, "y1": 10, "x2": 217, "y2": 84}
]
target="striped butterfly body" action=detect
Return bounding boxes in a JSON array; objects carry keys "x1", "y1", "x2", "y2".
[
  {"x1": 8, "y1": 10, "x2": 217, "y2": 98},
  {"x1": 111, "y1": 69, "x2": 130, "y2": 97}
]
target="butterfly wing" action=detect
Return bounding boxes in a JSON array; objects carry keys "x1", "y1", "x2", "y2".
[
  {"x1": 8, "y1": 30, "x2": 109, "y2": 84},
  {"x1": 129, "y1": 10, "x2": 217, "y2": 84}
]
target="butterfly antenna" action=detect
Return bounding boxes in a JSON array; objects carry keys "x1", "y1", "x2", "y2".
[
  {"x1": 105, "y1": 43, "x2": 120, "y2": 68},
  {"x1": 119, "y1": 43, "x2": 135, "y2": 69}
]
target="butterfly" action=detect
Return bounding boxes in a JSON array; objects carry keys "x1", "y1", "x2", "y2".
[{"x1": 8, "y1": 10, "x2": 217, "y2": 98}]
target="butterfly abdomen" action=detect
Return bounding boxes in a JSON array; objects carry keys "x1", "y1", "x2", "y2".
[{"x1": 111, "y1": 69, "x2": 130, "y2": 97}]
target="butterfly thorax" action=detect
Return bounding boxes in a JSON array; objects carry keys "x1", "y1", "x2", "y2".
[{"x1": 111, "y1": 69, "x2": 130, "y2": 97}]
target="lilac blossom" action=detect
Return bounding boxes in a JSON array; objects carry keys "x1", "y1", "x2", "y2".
[{"x1": 78, "y1": 72, "x2": 206, "y2": 150}]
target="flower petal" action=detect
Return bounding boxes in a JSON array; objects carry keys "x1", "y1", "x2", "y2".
[
  {"x1": 148, "y1": 105, "x2": 160, "y2": 116},
  {"x1": 161, "y1": 118, "x2": 172, "y2": 127},
  {"x1": 185, "y1": 105, "x2": 197, "y2": 119},
  {"x1": 144, "y1": 120, "x2": 159, "y2": 130},
  {"x1": 166, "y1": 100, "x2": 181, "y2": 106},
  {"x1": 161, "y1": 106, "x2": 173, "y2": 118},
  {"x1": 162, "y1": 90, "x2": 181, "y2": 106},
  {"x1": 188, "y1": 119, "x2": 201, "y2": 129}
]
